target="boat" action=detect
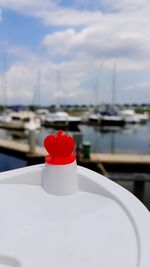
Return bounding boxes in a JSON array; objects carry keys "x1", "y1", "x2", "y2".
[
  {"x1": 43, "y1": 111, "x2": 81, "y2": 129},
  {"x1": 86, "y1": 106, "x2": 101, "y2": 124},
  {"x1": 134, "y1": 112, "x2": 149, "y2": 123},
  {"x1": 0, "y1": 130, "x2": 149, "y2": 267},
  {"x1": 100, "y1": 105, "x2": 125, "y2": 126},
  {"x1": 0, "y1": 111, "x2": 41, "y2": 130},
  {"x1": 88, "y1": 109, "x2": 125, "y2": 126},
  {"x1": 100, "y1": 113, "x2": 125, "y2": 126},
  {"x1": 120, "y1": 109, "x2": 149, "y2": 124},
  {"x1": 36, "y1": 108, "x2": 49, "y2": 122},
  {"x1": 88, "y1": 113, "x2": 101, "y2": 124}
]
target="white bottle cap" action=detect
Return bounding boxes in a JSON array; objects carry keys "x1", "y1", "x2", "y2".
[{"x1": 42, "y1": 130, "x2": 78, "y2": 195}]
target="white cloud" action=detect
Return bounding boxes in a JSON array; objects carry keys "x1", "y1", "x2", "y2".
[
  {"x1": 36, "y1": 8, "x2": 104, "y2": 26},
  {"x1": 0, "y1": 57, "x2": 97, "y2": 105},
  {"x1": 0, "y1": 0, "x2": 150, "y2": 27},
  {"x1": 39, "y1": 0, "x2": 150, "y2": 70},
  {"x1": 124, "y1": 82, "x2": 150, "y2": 91},
  {"x1": 8, "y1": 46, "x2": 38, "y2": 61},
  {"x1": 43, "y1": 19, "x2": 150, "y2": 69},
  {"x1": 105, "y1": 0, "x2": 150, "y2": 11},
  {"x1": 0, "y1": 50, "x2": 150, "y2": 105}
]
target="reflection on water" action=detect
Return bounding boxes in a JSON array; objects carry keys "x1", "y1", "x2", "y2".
[
  {"x1": 0, "y1": 122, "x2": 150, "y2": 172},
  {"x1": 79, "y1": 123, "x2": 150, "y2": 154},
  {"x1": 0, "y1": 153, "x2": 26, "y2": 172}
]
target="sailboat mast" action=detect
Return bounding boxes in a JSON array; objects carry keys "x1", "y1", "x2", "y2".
[
  {"x1": 93, "y1": 61, "x2": 104, "y2": 109},
  {"x1": 32, "y1": 70, "x2": 41, "y2": 109},
  {"x1": 94, "y1": 75, "x2": 99, "y2": 108},
  {"x1": 112, "y1": 61, "x2": 117, "y2": 107},
  {"x1": 56, "y1": 70, "x2": 61, "y2": 110},
  {"x1": 37, "y1": 71, "x2": 41, "y2": 108},
  {"x1": 3, "y1": 53, "x2": 7, "y2": 109}
]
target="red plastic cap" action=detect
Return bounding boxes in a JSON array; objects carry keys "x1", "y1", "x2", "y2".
[{"x1": 44, "y1": 130, "x2": 76, "y2": 165}]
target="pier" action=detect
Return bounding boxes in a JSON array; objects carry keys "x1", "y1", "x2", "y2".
[
  {"x1": 0, "y1": 138, "x2": 150, "y2": 201},
  {"x1": 1, "y1": 138, "x2": 150, "y2": 165}
]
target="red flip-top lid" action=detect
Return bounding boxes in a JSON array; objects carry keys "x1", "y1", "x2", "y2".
[{"x1": 44, "y1": 130, "x2": 76, "y2": 165}]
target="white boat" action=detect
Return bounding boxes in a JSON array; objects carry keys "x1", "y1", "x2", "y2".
[
  {"x1": 0, "y1": 111, "x2": 41, "y2": 130},
  {"x1": 0, "y1": 130, "x2": 149, "y2": 267},
  {"x1": 120, "y1": 109, "x2": 149, "y2": 124},
  {"x1": 135, "y1": 112, "x2": 149, "y2": 123},
  {"x1": 36, "y1": 108, "x2": 49, "y2": 122},
  {"x1": 43, "y1": 111, "x2": 81, "y2": 128},
  {"x1": 88, "y1": 113, "x2": 101, "y2": 123}
]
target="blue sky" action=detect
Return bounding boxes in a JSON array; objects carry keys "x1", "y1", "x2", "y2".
[
  {"x1": 0, "y1": 0, "x2": 150, "y2": 105},
  {"x1": 1, "y1": 10, "x2": 47, "y2": 48}
]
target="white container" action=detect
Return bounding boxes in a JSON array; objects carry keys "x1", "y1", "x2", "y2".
[{"x1": 0, "y1": 164, "x2": 150, "y2": 267}]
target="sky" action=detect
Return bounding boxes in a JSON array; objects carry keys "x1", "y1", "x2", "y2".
[{"x1": 0, "y1": 0, "x2": 150, "y2": 105}]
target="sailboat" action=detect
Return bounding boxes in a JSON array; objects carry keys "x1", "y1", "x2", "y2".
[
  {"x1": 88, "y1": 62, "x2": 125, "y2": 126},
  {"x1": 0, "y1": 67, "x2": 41, "y2": 130},
  {"x1": 100, "y1": 106, "x2": 125, "y2": 126},
  {"x1": 88, "y1": 62, "x2": 103, "y2": 124},
  {"x1": 41, "y1": 71, "x2": 81, "y2": 129},
  {"x1": 100, "y1": 62, "x2": 125, "y2": 126}
]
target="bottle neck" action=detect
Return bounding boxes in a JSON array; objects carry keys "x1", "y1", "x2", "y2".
[{"x1": 42, "y1": 161, "x2": 78, "y2": 195}]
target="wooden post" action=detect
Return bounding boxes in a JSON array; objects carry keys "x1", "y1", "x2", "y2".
[
  {"x1": 98, "y1": 163, "x2": 108, "y2": 176},
  {"x1": 28, "y1": 130, "x2": 36, "y2": 154}
]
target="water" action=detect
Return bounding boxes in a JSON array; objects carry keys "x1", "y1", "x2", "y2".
[
  {"x1": 0, "y1": 153, "x2": 26, "y2": 172},
  {"x1": 1, "y1": 122, "x2": 150, "y2": 172},
  {"x1": 79, "y1": 123, "x2": 150, "y2": 154}
]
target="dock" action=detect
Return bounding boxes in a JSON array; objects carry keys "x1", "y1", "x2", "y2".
[
  {"x1": 0, "y1": 139, "x2": 150, "y2": 165},
  {"x1": 0, "y1": 139, "x2": 46, "y2": 157},
  {"x1": 1, "y1": 138, "x2": 150, "y2": 201},
  {"x1": 1, "y1": 139, "x2": 150, "y2": 172},
  {"x1": 91, "y1": 153, "x2": 150, "y2": 164}
]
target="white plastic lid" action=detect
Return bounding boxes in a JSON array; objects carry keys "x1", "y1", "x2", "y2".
[{"x1": 0, "y1": 163, "x2": 149, "y2": 267}]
